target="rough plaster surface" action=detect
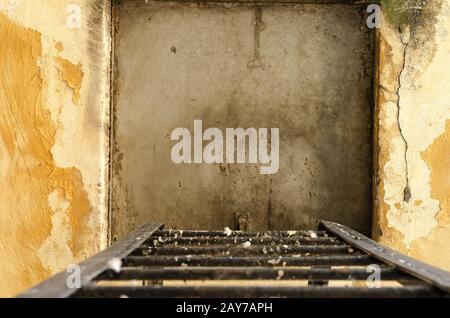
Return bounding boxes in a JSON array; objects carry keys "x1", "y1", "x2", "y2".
[
  {"x1": 0, "y1": 0, "x2": 110, "y2": 296},
  {"x1": 375, "y1": 0, "x2": 450, "y2": 270},
  {"x1": 112, "y1": 2, "x2": 373, "y2": 238}
]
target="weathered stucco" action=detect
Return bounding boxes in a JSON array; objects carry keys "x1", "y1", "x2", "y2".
[
  {"x1": 374, "y1": 0, "x2": 450, "y2": 270},
  {"x1": 0, "y1": 0, "x2": 110, "y2": 296}
]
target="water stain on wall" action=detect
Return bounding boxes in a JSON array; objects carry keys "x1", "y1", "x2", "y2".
[{"x1": 0, "y1": 13, "x2": 91, "y2": 296}]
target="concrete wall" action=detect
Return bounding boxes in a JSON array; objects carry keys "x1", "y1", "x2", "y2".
[
  {"x1": 374, "y1": 0, "x2": 450, "y2": 270},
  {"x1": 112, "y1": 1, "x2": 373, "y2": 238},
  {"x1": 0, "y1": 0, "x2": 110, "y2": 296}
]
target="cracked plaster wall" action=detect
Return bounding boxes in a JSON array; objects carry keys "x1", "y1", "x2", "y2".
[{"x1": 374, "y1": 0, "x2": 450, "y2": 270}]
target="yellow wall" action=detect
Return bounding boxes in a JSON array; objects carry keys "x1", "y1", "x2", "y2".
[
  {"x1": 374, "y1": 0, "x2": 450, "y2": 270},
  {"x1": 0, "y1": 0, "x2": 110, "y2": 296}
]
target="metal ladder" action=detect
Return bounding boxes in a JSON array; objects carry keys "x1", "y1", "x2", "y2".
[{"x1": 19, "y1": 221, "x2": 450, "y2": 298}]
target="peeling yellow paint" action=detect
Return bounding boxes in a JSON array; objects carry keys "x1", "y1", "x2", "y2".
[
  {"x1": 37, "y1": 189, "x2": 74, "y2": 273},
  {"x1": 56, "y1": 57, "x2": 84, "y2": 105},
  {"x1": 373, "y1": 24, "x2": 411, "y2": 251},
  {"x1": 422, "y1": 120, "x2": 450, "y2": 214},
  {"x1": 55, "y1": 41, "x2": 64, "y2": 52},
  {"x1": 0, "y1": 13, "x2": 91, "y2": 297},
  {"x1": 375, "y1": 0, "x2": 450, "y2": 270},
  {"x1": 408, "y1": 120, "x2": 450, "y2": 270}
]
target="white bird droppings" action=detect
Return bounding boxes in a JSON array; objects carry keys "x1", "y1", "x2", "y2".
[
  {"x1": 224, "y1": 227, "x2": 233, "y2": 236},
  {"x1": 108, "y1": 257, "x2": 122, "y2": 273},
  {"x1": 267, "y1": 257, "x2": 281, "y2": 265},
  {"x1": 277, "y1": 270, "x2": 285, "y2": 280}
]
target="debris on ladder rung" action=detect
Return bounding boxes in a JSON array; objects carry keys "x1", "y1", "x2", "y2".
[
  {"x1": 107, "y1": 257, "x2": 122, "y2": 273},
  {"x1": 223, "y1": 227, "x2": 232, "y2": 236}
]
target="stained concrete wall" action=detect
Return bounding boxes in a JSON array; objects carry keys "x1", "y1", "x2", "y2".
[
  {"x1": 374, "y1": 0, "x2": 450, "y2": 271},
  {"x1": 0, "y1": 0, "x2": 110, "y2": 296},
  {"x1": 112, "y1": 1, "x2": 373, "y2": 238}
]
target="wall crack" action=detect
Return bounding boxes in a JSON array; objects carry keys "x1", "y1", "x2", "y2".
[{"x1": 396, "y1": 27, "x2": 412, "y2": 203}]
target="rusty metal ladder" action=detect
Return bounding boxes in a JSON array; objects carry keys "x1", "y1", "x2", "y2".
[{"x1": 18, "y1": 221, "x2": 450, "y2": 298}]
